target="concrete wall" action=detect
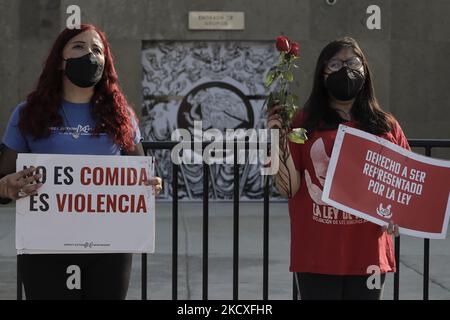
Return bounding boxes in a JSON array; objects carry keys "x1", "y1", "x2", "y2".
[{"x1": 1, "y1": 0, "x2": 449, "y2": 155}]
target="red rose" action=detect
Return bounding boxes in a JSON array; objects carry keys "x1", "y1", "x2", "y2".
[
  {"x1": 289, "y1": 41, "x2": 300, "y2": 57},
  {"x1": 276, "y1": 36, "x2": 290, "y2": 52}
]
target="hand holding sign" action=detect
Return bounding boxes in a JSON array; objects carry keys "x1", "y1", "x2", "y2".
[
  {"x1": 322, "y1": 125, "x2": 450, "y2": 239},
  {"x1": 145, "y1": 176, "x2": 162, "y2": 194},
  {"x1": 0, "y1": 167, "x2": 43, "y2": 200},
  {"x1": 382, "y1": 220, "x2": 400, "y2": 237}
]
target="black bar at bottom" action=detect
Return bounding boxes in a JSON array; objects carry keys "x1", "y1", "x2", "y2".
[
  {"x1": 17, "y1": 256, "x2": 22, "y2": 300},
  {"x1": 293, "y1": 273, "x2": 298, "y2": 300},
  {"x1": 202, "y1": 164, "x2": 209, "y2": 300},
  {"x1": 233, "y1": 143, "x2": 239, "y2": 300},
  {"x1": 394, "y1": 236, "x2": 400, "y2": 300},
  {"x1": 423, "y1": 239, "x2": 430, "y2": 300},
  {"x1": 141, "y1": 253, "x2": 147, "y2": 300},
  {"x1": 263, "y1": 176, "x2": 270, "y2": 300},
  {"x1": 423, "y1": 147, "x2": 431, "y2": 300},
  {"x1": 172, "y1": 164, "x2": 179, "y2": 300}
]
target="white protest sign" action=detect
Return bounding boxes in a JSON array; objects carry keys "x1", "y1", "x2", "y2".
[{"x1": 16, "y1": 154, "x2": 155, "y2": 254}]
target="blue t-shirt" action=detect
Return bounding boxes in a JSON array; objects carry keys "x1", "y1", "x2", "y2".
[{"x1": 2, "y1": 101, "x2": 142, "y2": 155}]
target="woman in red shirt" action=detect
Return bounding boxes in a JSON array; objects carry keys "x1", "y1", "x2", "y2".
[{"x1": 268, "y1": 37, "x2": 408, "y2": 300}]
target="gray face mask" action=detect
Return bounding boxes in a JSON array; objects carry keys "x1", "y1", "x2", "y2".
[
  {"x1": 64, "y1": 53, "x2": 104, "y2": 88},
  {"x1": 325, "y1": 67, "x2": 365, "y2": 101}
]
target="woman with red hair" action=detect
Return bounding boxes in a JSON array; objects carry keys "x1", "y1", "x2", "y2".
[{"x1": 0, "y1": 24, "x2": 161, "y2": 299}]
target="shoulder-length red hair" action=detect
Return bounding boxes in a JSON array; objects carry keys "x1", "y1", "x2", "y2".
[{"x1": 18, "y1": 24, "x2": 137, "y2": 152}]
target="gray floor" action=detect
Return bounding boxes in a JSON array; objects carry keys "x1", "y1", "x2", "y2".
[{"x1": 1, "y1": 202, "x2": 449, "y2": 300}]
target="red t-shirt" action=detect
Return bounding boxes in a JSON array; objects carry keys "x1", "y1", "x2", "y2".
[{"x1": 287, "y1": 110, "x2": 410, "y2": 275}]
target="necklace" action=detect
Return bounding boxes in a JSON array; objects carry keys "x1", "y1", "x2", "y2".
[
  {"x1": 60, "y1": 105, "x2": 80, "y2": 139},
  {"x1": 335, "y1": 108, "x2": 352, "y2": 121}
]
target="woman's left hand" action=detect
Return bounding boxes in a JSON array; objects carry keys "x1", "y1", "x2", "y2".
[
  {"x1": 145, "y1": 176, "x2": 163, "y2": 194},
  {"x1": 382, "y1": 220, "x2": 400, "y2": 237}
]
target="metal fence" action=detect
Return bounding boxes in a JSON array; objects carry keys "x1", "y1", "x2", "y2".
[{"x1": 16, "y1": 139, "x2": 450, "y2": 300}]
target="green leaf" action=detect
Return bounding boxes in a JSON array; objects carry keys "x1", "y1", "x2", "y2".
[
  {"x1": 265, "y1": 70, "x2": 279, "y2": 87},
  {"x1": 288, "y1": 128, "x2": 308, "y2": 144},
  {"x1": 290, "y1": 108, "x2": 298, "y2": 120},
  {"x1": 283, "y1": 70, "x2": 294, "y2": 82},
  {"x1": 285, "y1": 94, "x2": 293, "y2": 107}
]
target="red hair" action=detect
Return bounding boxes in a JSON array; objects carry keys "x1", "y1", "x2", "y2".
[{"x1": 18, "y1": 24, "x2": 137, "y2": 152}]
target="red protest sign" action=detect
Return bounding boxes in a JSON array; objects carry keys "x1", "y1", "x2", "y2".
[{"x1": 322, "y1": 125, "x2": 450, "y2": 239}]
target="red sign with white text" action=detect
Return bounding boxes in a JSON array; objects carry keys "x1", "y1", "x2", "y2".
[{"x1": 322, "y1": 125, "x2": 450, "y2": 239}]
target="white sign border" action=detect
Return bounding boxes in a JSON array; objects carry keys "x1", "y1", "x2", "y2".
[
  {"x1": 322, "y1": 125, "x2": 450, "y2": 240},
  {"x1": 16, "y1": 153, "x2": 156, "y2": 254}
]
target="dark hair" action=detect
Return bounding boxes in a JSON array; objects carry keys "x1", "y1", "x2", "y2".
[
  {"x1": 18, "y1": 24, "x2": 137, "y2": 152},
  {"x1": 300, "y1": 37, "x2": 394, "y2": 135}
]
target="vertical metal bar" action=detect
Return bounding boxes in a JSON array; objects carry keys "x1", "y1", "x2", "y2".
[
  {"x1": 423, "y1": 146, "x2": 431, "y2": 300},
  {"x1": 263, "y1": 175, "x2": 270, "y2": 300},
  {"x1": 233, "y1": 141, "x2": 239, "y2": 300},
  {"x1": 202, "y1": 162, "x2": 209, "y2": 300},
  {"x1": 17, "y1": 256, "x2": 22, "y2": 300},
  {"x1": 394, "y1": 236, "x2": 400, "y2": 300},
  {"x1": 293, "y1": 273, "x2": 298, "y2": 300},
  {"x1": 423, "y1": 239, "x2": 430, "y2": 300},
  {"x1": 141, "y1": 145, "x2": 151, "y2": 300},
  {"x1": 141, "y1": 253, "x2": 147, "y2": 300},
  {"x1": 172, "y1": 163, "x2": 179, "y2": 300}
]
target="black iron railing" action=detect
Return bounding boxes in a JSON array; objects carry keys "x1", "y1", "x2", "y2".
[
  {"x1": 15, "y1": 139, "x2": 450, "y2": 300},
  {"x1": 392, "y1": 139, "x2": 450, "y2": 300}
]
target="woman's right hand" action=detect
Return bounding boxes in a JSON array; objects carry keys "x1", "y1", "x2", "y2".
[
  {"x1": 382, "y1": 220, "x2": 400, "y2": 237},
  {"x1": 264, "y1": 103, "x2": 286, "y2": 168},
  {"x1": 267, "y1": 103, "x2": 284, "y2": 131},
  {"x1": 266, "y1": 102, "x2": 301, "y2": 198},
  {"x1": 0, "y1": 167, "x2": 42, "y2": 200}
]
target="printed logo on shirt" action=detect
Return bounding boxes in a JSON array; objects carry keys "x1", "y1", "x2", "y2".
[
  {"x1": 50, "y1": 125, "x2": 106, "y2": 138},
  {"x1": 306, "y1": 138, "x2": 367, "y2": 225}
]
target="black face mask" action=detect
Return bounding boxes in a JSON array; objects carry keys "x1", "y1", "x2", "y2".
[
  {"x1": 64, "y1": 53, "x2": 104, "y2": 88},
  {"x1": 325, "y1": 67, "x2": 365, "y2": 101}
]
